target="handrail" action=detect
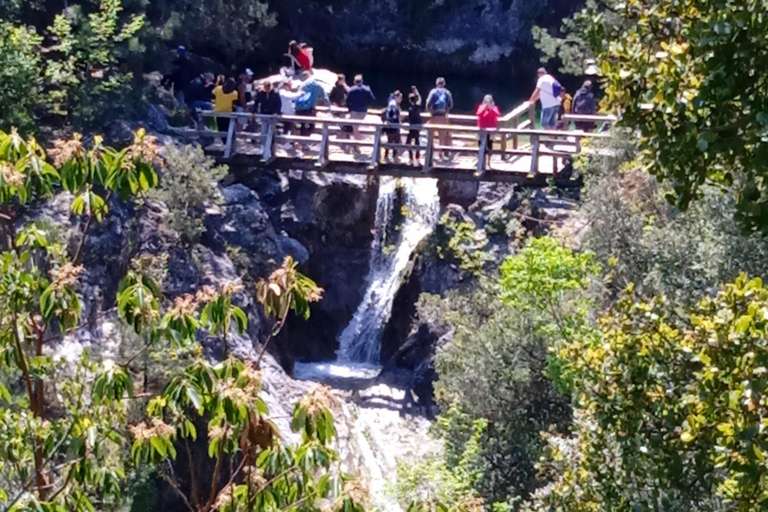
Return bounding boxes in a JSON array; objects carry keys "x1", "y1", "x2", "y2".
[
  {"x1": 198, "y1": 111, "x2": 610, "y2": 138},
  {"x1": 195, "y1": 107, "x2": 613, "y2": 174}
]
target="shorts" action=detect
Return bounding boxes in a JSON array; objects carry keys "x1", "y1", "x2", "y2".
[{"x1": 541, "y1": 106, "x2": 558, "y2": 129}]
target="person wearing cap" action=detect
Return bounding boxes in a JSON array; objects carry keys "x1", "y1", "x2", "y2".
[
  {"x1": 184, "y1": 72, "x2": 215, "y2": 128},
  {"x1": 169, "y1": 45, "x2": 195, "y2": 104},
  {"x1": 346, "y1": 75, "x2": 376, "y2": 152},
  {"x1": 529, "y1": 67, "x2": 562, "y2": 129},
  {"x1": 426, "y1": 77, "x2": 454, "y2": 160}
]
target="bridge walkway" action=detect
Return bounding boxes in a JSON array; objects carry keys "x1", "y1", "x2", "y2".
[{"x1": 185, "y1": 102, "x2": 615, "y2": 184}]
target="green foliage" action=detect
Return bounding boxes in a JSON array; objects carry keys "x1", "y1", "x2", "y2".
[
  {"x1": 527, "y1": 274, "x2": 768, "y2": 511},
  {"x1": 254, "y1": 255, "x2": 324, "y2": 364},
  {"x1": 580, "y1": 135, "x2": 768, "y2": 304},
  {"x1": 134, "y1": 356, "x2": 363, "y2": 512},
  {"x1": 395, "y1": 404, "x2": 488, "y2": 508},
  {"x1": 0, "y1": 0, "x2": 145, "y2": 131},
  {"x1": 147, "y1": 144, "x2": 227, "y2": 245},
  {"x1": 430, "y1": 212, "x2": 489, "y2": 276},
  {"x1": 546, "y1": 0, "x2": 768, "y2": 233},
  {"x1": 46, "y1": 0, "x2": 145, "y2": 127},
  {"x1": 0, "y1": 127, "x2": 158, "y2": 511},
  {"x1": 417, "y1": 237, "x2": 599, "y2": 505},
  {"x1": 145, "y1": 0, "x2": 277, "y2": 64},
  {"x1": 0, "y1": 22, "x2": 43, "y2": 133},
  {"x1": 0, "y1": 121, "x2": 357, "y2": 512}
]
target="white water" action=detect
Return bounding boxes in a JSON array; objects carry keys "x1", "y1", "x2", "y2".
[
  {"x1": 336, "y1": 177, "x2": 440, "y2": 364},
  {"x1": 292, "y1": 177, "x2": 442, "y2": 512}
]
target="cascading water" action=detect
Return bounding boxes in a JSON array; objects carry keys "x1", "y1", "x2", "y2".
[
  {"x1": 336, "y1": 177, "x2": 440, "y2": 364},
  {"x1": 292, "y1": 177, "x2": 441, "y2": 512}
]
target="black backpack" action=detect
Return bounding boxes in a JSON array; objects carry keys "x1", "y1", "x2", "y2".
[{"x1": 573, "y1": 89, "x2": 595, "y2": 115}]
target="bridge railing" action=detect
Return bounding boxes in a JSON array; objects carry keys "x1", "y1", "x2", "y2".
[{"x1": 196, "y1": 108, "x2": 610, "y2": 175}]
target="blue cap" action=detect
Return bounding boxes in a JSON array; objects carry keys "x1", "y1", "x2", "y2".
[{"x1": 177, "y1": 45, "x2": 186, "y2": 53}]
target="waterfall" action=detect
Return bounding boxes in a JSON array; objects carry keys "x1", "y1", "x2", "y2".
[{"x1": 336, "y1": 177, "x2": 440, "y2": 364}]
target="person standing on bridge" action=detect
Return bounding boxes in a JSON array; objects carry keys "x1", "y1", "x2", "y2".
[
  {"x1": 476, "y1": 94, "x2": 501, "y2": 169},
  {"x1": 572, "y1": 80, "x2": 597, "y2": 132},
  {"x1": 212, "y1": 77, "x2": 239, "y2": 134},
  {"x1": 184, "y1": 72, "x2": 214, "y2": 128},
  {"x1": 406, "y1": 86, "x2": 423, "y2": 166},
  {"x1": 294, "y1": 71, "x2": 328, "y2": 145},
  {"x1": 346, "y1": 75, "x2": 376, "y2": 155},
  {"x1": 330, "y1": 74, "x2": 353, "y2": 148},
  {"x1": 529, "y1": 67, "x2": 562, "y2": 130},
  {"x1": 426, "y1": 77, "x2": 454, "y2": 160},
  {"x1": 252, "y1": 80, "x2": 282, "y2": 136},
  {"x1": 382, "y1": 90, "x2": 403, "y2": 162}
]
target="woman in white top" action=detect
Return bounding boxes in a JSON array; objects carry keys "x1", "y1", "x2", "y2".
[{"x1": 279, "y1": 81, "x2": 302, "y2": 140}]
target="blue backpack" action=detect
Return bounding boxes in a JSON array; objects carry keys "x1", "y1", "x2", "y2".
[
  {"x1": 432, "y1": 90, "x2": 448, "y2": 112},
  {"x1": 551, "y1": 80, "x2": 563, "y2": 98},
  {"x1": 295, "y1": 82, "x2": 318, "y2": 111}
]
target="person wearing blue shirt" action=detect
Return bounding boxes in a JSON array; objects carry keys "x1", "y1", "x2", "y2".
[
  {"x1": 294, "y1": 71, "x2": 329, "y2": 139},
  {"x1": 346, "y1": 75, "x2": 376, "y2": 152}
]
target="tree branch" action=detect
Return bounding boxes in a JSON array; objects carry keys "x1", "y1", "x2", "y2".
[{"x1": 159, "y1": 466, "x2": 197, "y2": 512}]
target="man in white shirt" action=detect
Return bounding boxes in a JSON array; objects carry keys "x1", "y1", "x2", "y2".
[{"x1": 529, "y1": 67, "x2": 561, "y2": 129}]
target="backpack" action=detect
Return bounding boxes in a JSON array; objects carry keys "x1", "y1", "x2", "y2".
[
  {"x1": 295, "y1": 90, "x2": 314, "y2": 111},
  {"x1": 383, "y1": 102, "x2": 399, "y2": 124},
  {"x1": 551, "y1": 79, "x2": 563, "y2": 98},
  {"x1": 572, "y1": 89, "x2": 594, "y2": 114},
  {"x1": 432, "y1": 89, "x2": 448, "y2": 113}
]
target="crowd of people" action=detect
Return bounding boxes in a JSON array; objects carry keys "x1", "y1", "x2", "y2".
[{"x1": 166, "y1": 42, "x2": 599, "y2": 165}]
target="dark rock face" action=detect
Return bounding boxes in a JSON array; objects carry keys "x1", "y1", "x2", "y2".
[
  {"x1": 267, "y1": 173, "x2": 377, "y2": 362},
  {"x1": 277, "y1": 0, "x2": 584, "y2": 77}
]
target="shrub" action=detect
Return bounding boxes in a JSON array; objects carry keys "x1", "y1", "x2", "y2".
[{"x1": 148, "y1": 144, "x2": 227, "y2": 244}]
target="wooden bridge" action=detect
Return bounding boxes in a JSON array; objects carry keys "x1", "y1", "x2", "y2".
[{"x1": 186, "y1": 102, "x2": 615, "y2": 185}]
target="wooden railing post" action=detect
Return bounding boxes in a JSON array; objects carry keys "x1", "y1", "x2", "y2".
[
  {"x1": 529, "y1": 134, "x2": 540, "y2": 175},
  {"x1": 371, "y1": 125, "x2": 382, "y2": 167},
  {"x1": 424, "y1": 127, "x2": 434, "y2": 172},
  {"x1": 224, "y1": 115, "x2": 236, "y2": 158},
  {"x1": 318, "y1": 121, "x2": 330, "y2": 166},
  {"x1": 528, "y1": 103, "x2": 537, "y2": 129},
  {"x1": 500, "y1": 132, "x2": 507, "y2": 161},
  {"x1": 263, "y1": 116, "x2": 276, "y2": 161},
  {"x1": 477, "y1": 129, "x2": 488, "y2": 175}
]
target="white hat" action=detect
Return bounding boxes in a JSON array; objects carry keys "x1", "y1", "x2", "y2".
[{"x1": 245, "y1": 68, "x2": 254, "y2": 77}]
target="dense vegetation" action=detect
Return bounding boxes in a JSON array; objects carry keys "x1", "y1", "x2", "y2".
[{"x1": 2, "y1": 0, "x2": 768, "y2": 511}]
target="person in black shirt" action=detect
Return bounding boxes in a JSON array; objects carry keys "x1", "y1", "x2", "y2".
[
  {"x1": 184, "y1": 72, "x2": 214, "y2": 127},
  {"x1": 168, "y1": 46, "x2": 195, "y2": 104},
  {"x1": 406, "y1": 87, "x2": 422, "y2": 166},
  {"x1": 252, "y1": 81, "x2": 282, "y2": 134},
  {"x1": 329, "y1": 74, "x2": 352, "y2": 146}
]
